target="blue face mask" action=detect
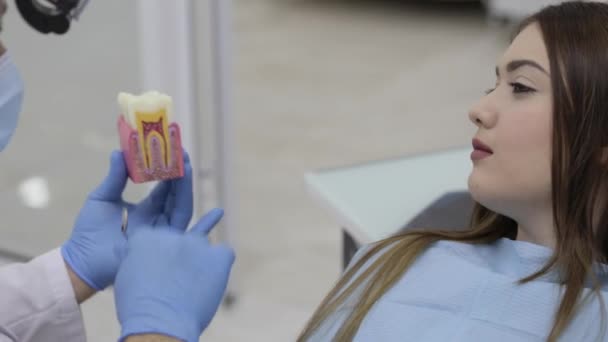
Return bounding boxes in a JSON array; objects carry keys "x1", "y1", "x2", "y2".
[{"x1": 0, "y1": 53, "x2": 24, "y2": 152}]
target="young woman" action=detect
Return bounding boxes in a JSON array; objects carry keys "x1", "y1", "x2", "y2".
[{"x1": 299, "y1": 2, "x2": 608, "y2": 341}]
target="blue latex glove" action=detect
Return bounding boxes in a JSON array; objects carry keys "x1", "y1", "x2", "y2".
[
  {"x1": 114, "y1": 208, "x2": 235, "y2": 342},
  {"x1": 61, "y1": 150, "x2": 194, "y2": 290}
]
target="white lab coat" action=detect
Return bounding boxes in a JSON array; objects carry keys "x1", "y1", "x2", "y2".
[{"x1": 0, "y1": 248, "x2": 86, "y2": 341}]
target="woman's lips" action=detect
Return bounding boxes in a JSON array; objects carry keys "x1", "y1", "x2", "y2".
[
  {"x1": 471, "y1": 138, "x2": 493, "y2": 161},
  {"x1": 471, "y1": 149, "x2": 492, "y2": 161}
]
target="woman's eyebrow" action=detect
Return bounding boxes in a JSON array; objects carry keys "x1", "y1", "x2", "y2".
[{"x1": 495, "y1": 59, "x2": 550, "y2": 77}]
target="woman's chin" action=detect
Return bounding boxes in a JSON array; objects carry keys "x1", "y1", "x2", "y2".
[{"x1": 467, "y1": 172, "x2": 497, "y2": 209}]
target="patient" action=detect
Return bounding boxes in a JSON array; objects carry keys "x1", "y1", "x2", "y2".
[{"x1": 298, "y1": 2, "x2": 608, "y2": 341}]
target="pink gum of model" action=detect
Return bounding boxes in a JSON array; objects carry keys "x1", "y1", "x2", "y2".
[{"x1": 117, "y1": 115, "x2": 185, "y2": 183}]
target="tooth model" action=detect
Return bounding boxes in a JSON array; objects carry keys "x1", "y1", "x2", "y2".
[{"x1": 117, "y1": 91, "x2": 184, "y2": 183}]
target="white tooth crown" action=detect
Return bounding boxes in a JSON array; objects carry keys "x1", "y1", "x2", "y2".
[{"x1": 118, "y1": 91, "x2": 174, "y2": 127}]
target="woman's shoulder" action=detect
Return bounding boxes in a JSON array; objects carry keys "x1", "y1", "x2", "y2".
[
  {"x1": 353, "y1": 237, "x2": 494, "y2": 269},
  {"x1": 368, "y1": 236, "x2": 608, "y2": 291},
  {"x1": 351, "y1": 237, "x2": 549, "y2": 281},
  {"x1": 345, "y1": 237, "x2": 492, "y2": 283}
]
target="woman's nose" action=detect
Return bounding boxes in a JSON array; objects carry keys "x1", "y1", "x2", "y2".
[
  {"x1": 468, "y1": 95, "x2": 497, "y2": 128},
  {"x1": 468, "y1": 106, "x2": 481, "y2": 126}
]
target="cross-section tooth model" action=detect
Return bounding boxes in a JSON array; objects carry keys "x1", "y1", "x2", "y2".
[{"x1": 117, "y1": 91, "x2": 184, "y2": 183}]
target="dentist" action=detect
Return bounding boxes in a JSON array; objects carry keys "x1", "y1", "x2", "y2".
[{"x1": 0, "y1": 1, "x2": 234, "y2": 341}]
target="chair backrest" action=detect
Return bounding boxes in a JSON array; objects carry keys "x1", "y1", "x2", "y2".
[
  {"x1": 342, "y1": 192, "x2": 475, "y2": 270},
  {"x1": 400, "y1": 191, "x2": 474, "y2": 233}
]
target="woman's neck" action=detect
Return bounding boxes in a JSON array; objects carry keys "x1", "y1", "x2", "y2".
[
  {"x1": 515, "y1": 226, "x2": 556, "y2": 249},
  {"x1": 514, "y1": 202, "x2": 556, "y2": 249}
]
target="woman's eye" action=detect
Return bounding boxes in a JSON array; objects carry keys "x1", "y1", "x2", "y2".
[
  {"x1": 509, "y1": 82, "x2": 535, "y2": 94},
  {"x1": 484, "y1": 87, "x2": 495, "y2": 95}
]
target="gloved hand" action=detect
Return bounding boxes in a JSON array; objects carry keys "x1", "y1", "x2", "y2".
[
  {"x1": 61, "y1": 150, "x2": 194, "y2": 291},
  {"x1": 114, "y1": 208, "x2": 235, "y2": 342}
]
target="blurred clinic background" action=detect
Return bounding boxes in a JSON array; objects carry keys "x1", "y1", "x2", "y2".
[{"x1": 0, "y1": 0, "x2": 564, "y2": 341}]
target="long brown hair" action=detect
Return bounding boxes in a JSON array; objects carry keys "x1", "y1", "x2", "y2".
[{"x1": 298, "y1": 2, "x2": 608, "y2": 341}]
